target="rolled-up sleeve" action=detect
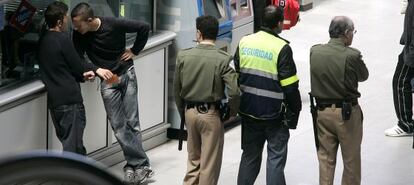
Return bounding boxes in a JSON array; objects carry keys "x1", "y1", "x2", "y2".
[{"x1": 346, "y1": 52, "x2": 369, "y2": 82}]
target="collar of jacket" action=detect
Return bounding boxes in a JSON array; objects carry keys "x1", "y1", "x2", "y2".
[
  {"x1": 259, "y1": 27, "x2": 290, "y2": 44},
  {"x1": 328, "y1": 38, "x2": 346, "y2": 46},
  {"x1": 196, "y1": 43, "x2": 216, "y2": 50}
]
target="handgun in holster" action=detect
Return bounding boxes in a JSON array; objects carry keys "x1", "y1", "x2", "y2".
[
  {"x1": 219, "y1": 101, "x2": 230, "y2": 121},
  {"x1": 341, "y1": 101, "x2": 352, "y2": 121},
  {"x1": 195, "y1": 103, "x2": 209, "y2": 114}
]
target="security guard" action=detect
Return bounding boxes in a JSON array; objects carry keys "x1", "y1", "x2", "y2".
[
  {"x1": 310, "y1": 16, "x2": 368, "y2": 185},
  {"x1": 234, "y1": 5, "x2": 301, "y2": 185},
  {"x1": 174, "y1": 15, "x2": 240, "y2": 185}
]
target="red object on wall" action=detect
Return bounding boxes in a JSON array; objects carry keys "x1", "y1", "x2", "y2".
[
  {"x1": 9, "y1": 0, "x2": 36, "y2": 33},
  {"x1": 272, "y1": 0, "x2": 300, "y2": 30}
]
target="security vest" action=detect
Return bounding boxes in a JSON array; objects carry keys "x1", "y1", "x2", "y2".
[{"x1": 238, "y1": 31, "x2": 288, "y2": 120}]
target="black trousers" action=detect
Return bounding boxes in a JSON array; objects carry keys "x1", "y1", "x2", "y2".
[
  {"x1": 237, "y1": 117, "x2": 289, "y2": 185},
  {"x1": 392, "y1": 51, "x2": 414, "y2": 132},
  {"x1": 50, "y1": 103, "x2": 87, "y2": 155}
]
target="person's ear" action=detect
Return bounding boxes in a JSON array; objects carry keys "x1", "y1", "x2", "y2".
[
  {"x1": 57, "y1": 20, "x2": 62, "y2": 27},
  {"x1": 196, "y1": 29, "x2": 202, "y2": 41},
  {"x1": 344, "y1": 29, "x2": 351, "y2": 38},
  {"x1": 279, "y1": 21, "x2": 284, "y2": 28}
]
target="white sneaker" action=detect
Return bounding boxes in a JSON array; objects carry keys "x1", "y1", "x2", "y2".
[{"x1": 384, "y1": 125, "x2": 413, "y2": 137}]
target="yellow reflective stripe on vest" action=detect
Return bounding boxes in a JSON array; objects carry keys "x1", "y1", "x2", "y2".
[
  {"x1": 280, "y1": 75, "x2": 299, "y2": 87},
  {"x1": 239, "y1": 31, "x2": 287, "y2": 75}
]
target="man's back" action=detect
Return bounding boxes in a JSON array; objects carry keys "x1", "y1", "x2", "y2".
[
  {"x1": 310, "y1": 38, "x2": 368, "y2": 100},
  {"x1": 38, "y1": 31, "x2": 84, "y2": 108},
  {"x1": 175, "y1": 44, "x2": 237, "y2": 103},
  {"x1": 235, "y1": 29, "x2": 298, "y2": 120}
]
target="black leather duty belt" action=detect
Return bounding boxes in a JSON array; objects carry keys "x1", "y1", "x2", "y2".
[
  {"x1": 317, "y1": 102, "x2": 358, "y2": 109},
  {"x1": 186, "y1": 101, "x2": 220, "y2": 114},
  {"x1": 185, "y1": 102, "x2": 219, "y2": 109}
]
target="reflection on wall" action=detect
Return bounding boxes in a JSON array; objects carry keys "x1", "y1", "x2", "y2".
[
  {"x1": 204, "y1": 0, "x2": 226, "y2": 19},
  {"x1": 0, "y1": 0, "x2": 53, "y2": 87},
  {"x1": 67, "y1": 0, "x2": 116, "y2": 17},
  {"x1": 120, "y1": 0, "x2": 154, "y2": 33},
  {"x1": 0, "y1": 0, "x2": 155, "y2": 88}
]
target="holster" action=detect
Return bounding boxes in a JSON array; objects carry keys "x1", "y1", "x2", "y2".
[
  {"x1": 342, "y1": 101, "x2": 352, "y2": 121},
  {"x1": 219, "y1": 102, "x2": 230, "y2": 121}
]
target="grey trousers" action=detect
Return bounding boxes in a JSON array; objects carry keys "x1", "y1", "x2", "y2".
[{"x1": 100, "y1": 67, "x2": 149, "y2": 169}]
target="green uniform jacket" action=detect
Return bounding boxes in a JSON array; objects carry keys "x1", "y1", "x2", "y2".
[
  {"x1": 310, "y1": 38, "x2": 369, "y2": 101},
  {"x1": 174, "y1": 44, "x2": 240, "y2": 117}
]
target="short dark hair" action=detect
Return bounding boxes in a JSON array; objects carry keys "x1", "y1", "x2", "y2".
[
  {"x1": 44, "y1": 1, "x2": 68, "y2": 28},
  {"x1": 196, "y1": 15, "x2": 219, "y2": 40},
  {"x1": 262, "y1": 5, "x2": 284, "y2": 29},
  {"x1": 71, "y1": 2, "x2": 94, "y2": 20},
  {"x1": 329, "y1": 16, "x2": 354, "y2": 38}
]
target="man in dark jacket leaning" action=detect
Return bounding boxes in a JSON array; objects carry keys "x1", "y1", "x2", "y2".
[
  {"x1": 71, "y1": 3, "x2": 153, "y2": 184},
  {"x1": 234, "y1": 5, "x2": 302, "y2": 185}
]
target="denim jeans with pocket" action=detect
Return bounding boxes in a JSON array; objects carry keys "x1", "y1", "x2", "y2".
[
  {"x1": 50, "y1": 103, "x2": 87, "y2": 155},
  {"x1": 100, "y1": 67, "x2": 150, "y2": 168}
]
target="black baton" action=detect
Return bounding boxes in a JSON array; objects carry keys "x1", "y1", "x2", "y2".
[
  {"x1": 309, "y1": 93, "x2": 319, "y2": 151},
  {"x1": 178, "y1": 112, "x2": 185, "y2": 151}
]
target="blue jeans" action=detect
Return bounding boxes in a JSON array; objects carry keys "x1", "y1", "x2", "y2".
[
  {"x1": 100, "y1": 67, "x2": 150, "y2": 168},
  {"x1": 237, "y1": 117, "x2": 290, "y2": 185},
  {"x1": 50, "y1": 103, "x2": 87, "y2": 155}
]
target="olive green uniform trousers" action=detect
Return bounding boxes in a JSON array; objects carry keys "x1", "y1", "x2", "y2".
[
  {"x1": 183, "y1": 106, "x2": 224, "y2": 185},
  {"x1": 317, "y1": 105, "x2": 363, "y2": 185}
]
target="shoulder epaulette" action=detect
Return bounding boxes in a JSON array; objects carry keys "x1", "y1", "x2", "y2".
[
  {"x1": 217, "y1": 49, "x2": 231, "y2": 57},
  {"x1": 181, "y1": 47, "x2": 193, "y2": 51},
  {"x1": 311, "y1": 44, "x2": 323, "y2": 48},
  {"x1": 348, "y1": 47, "x2": 361, "y2": 53}
]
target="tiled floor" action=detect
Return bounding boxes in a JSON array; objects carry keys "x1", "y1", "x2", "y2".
[{"x1": 109, "y1": 0, "x2": 414, "y2": 184}]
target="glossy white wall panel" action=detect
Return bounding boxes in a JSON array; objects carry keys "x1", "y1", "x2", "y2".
[
  {"x1": 135, "y1": 49, "x2": 165, "y2": 131},
  {"x1": 81, "y1": 82, "x2": 108, "y2": 152},
  {"x1": 0, "y1": 94, "x2": 47, "y2": 156}
]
